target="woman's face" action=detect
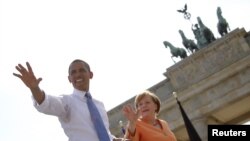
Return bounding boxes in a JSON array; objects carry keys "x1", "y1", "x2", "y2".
[{"x1": 137, "y1": 95, "x2": 158, "y2": 119}]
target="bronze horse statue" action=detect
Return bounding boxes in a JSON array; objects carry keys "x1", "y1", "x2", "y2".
[
  {"x1": 179, "y1": 29, "x2": 199, "y2": 53},
  {"x1": 163, "y1": 41, "x2": 187, "y2": 63},
  {"x1": 217, "y1": 7, "x2": 230, "y2": 37},
  {"x1": 197, "y1": 17, "x2": 216, "y2": 45}
]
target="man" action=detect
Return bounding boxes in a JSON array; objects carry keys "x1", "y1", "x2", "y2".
[{"x1": 13, "y1": 59, "x2": 125, "y2": 141}]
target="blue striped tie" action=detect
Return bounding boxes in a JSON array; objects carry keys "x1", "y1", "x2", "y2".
[{"x1": 85, "y1": 92, "x2": 110, "y2": 141}]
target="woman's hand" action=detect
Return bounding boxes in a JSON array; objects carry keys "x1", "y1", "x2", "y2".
[
  {"x1": 122, "y1": 104, "x2": 139, "y2": 123},
  {"x1": 122, "y1": 104, "x2": 140, "y2": 136}
]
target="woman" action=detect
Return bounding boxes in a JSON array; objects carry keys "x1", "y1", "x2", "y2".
[{"x1": 122, "y1": 91, "x2": 177, "y2": 141}]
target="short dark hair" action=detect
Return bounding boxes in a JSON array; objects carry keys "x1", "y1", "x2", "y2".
[
  {"x1": 135, "y1": 91, "x2": 161, "y2": 113},
  {"x1": 68, "y1": 59, "x2": 91, "y2": 74}
]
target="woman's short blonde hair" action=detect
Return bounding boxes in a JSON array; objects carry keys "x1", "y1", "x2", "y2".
[{"x1": 134, "y1": 91, "x2": 161, "y2": 113}]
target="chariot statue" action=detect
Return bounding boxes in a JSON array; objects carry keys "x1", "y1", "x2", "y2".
[{"x1": 192, "y1": 24, "x2": 207, "y2": 49}]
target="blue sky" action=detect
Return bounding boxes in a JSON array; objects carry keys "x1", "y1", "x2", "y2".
[{"x1": 1, "y1": 0, "x2": 250, "y2": 141}]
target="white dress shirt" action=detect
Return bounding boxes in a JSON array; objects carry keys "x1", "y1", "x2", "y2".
[{"x1": 33, "y1": 89, "x2": 114, "y2": 141}]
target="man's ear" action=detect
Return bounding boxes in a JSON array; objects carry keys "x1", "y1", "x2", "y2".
[
  {"x1": 68, "y1": 75, "x2": 72, "y2": 83},
  {"x1": 90, "y1": 71, "x2": 93, "y2": 79}
]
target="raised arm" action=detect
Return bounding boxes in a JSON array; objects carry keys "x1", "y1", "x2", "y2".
[
  {"x1": 13, "y1": 62, "x2": 45, "y2": 104},
  {"x1": 122, "y1": 104, "x2": 140, "y2": 136}
]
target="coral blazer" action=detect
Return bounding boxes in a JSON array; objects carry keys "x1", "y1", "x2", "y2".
[{"x1": 125, "y1": 119, "x2": 177, "y2": 141}]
